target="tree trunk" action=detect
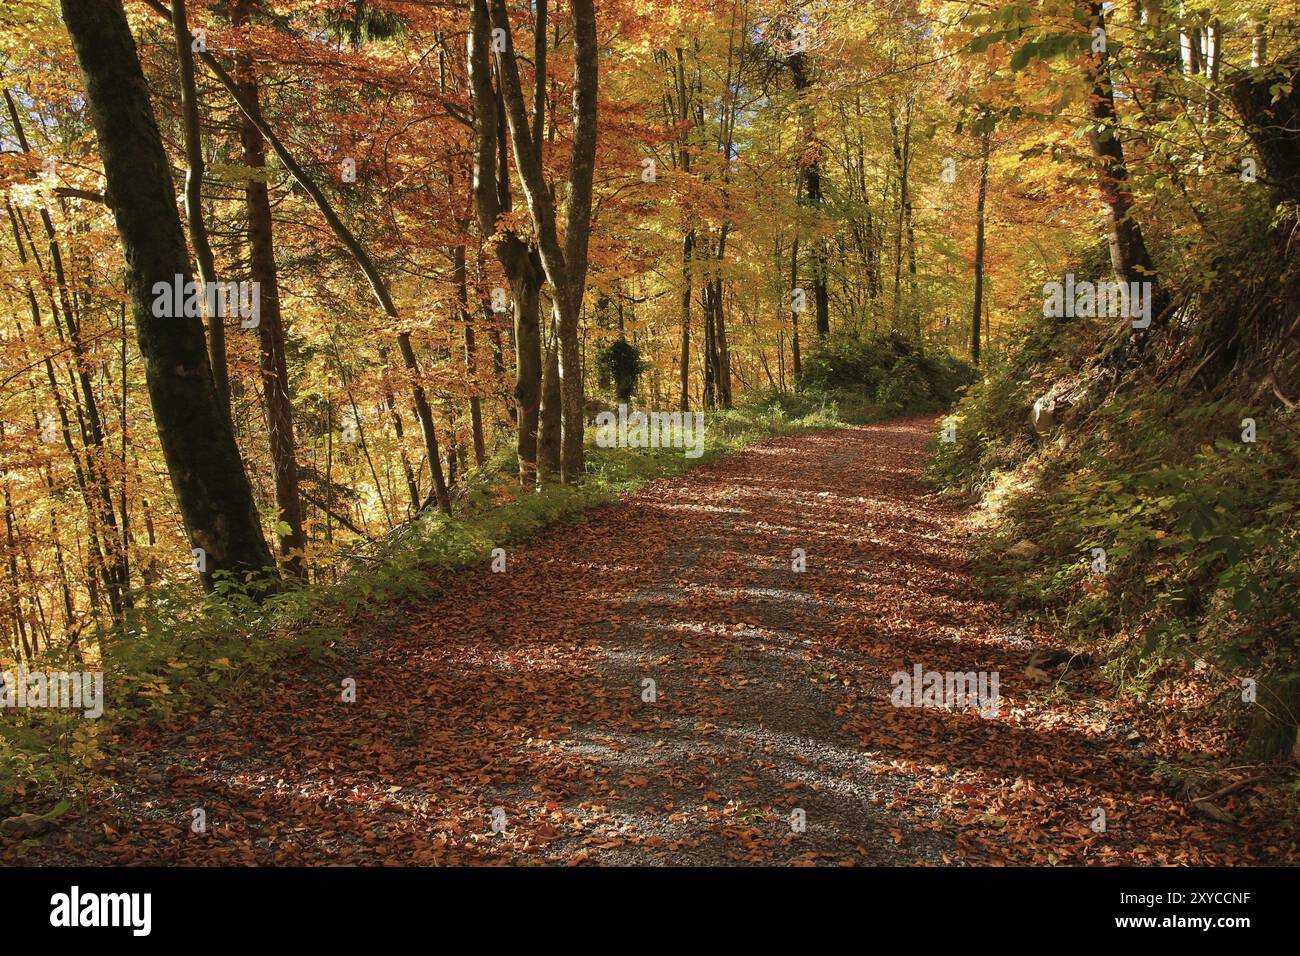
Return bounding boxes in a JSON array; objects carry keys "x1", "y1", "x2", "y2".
[
  {"x1": 466, "y1": 0, "x2": 543, "y2": 484},
  {"x1": 1232, "y1": 60, "x2": 1300, "y2": 208},
  {"x1": 61, "y1": 0, "x2": 275, "y2": 587},
  {"x1": 1180, "y1": 2, "x2": 1201, "y2": 75},
  {"x1": 789, "y1": 234, "x2": 802, "y2": 380},
  {"x1": 538, "y1": 296, "x2": 563, "y2": 481},
  {"x1": 670, "y1": 47, "x2": 696, "y2": 412},
  {"x1": 395, "y1": 332, "x2": 452, "y2": 515},
  {"x1": 679, "y1": 228, "x2": 693, "y2": 411},
  {"x1": 1250, "y1": 18, "x2": 1267, "y2": 68},
  {"x1": 511, "y1": 272, "x2": 543, "y2": 484},
  {"x1": 787, "y1": 45, "x2": 829, "y2": 339},
  {"x1": 376, "y1": 350, "x2": 422, "y2": 515},
  {"x1": 170, "y1": 0, "x2": 230, "y2": 415},
  {"x1": 971, "y1": 122, "x2": 991, "y2": 366},
  {"x1": 556, "y1": 0, "x2": 597, "y2": 480},
  {"x1": 701, "y1": 278, "x2": 716, "y2": 408},
  {"x1": 233, "y1": 0, "x2": 307, "y2": 576},
  {"x1": 709, "y1": 273, "x2": 732, "y2": 408},
  {"x1": 890, "y1": 98, "x2": 917, "y2": 339},
  {"x1": 1087, "y1": 3, "x2": 1168, "y2": 325},
  {"x1": 454, "y1": 244, "x2": 487, "y2": 467}
]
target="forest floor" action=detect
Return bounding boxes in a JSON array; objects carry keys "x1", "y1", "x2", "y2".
[{"x1": 13, "y1": 417, "x2": 1294, "y2": 865}]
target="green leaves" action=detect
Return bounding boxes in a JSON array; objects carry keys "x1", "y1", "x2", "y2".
[
  {"x1": 940, "y1": 366, "x2": 1299, "y2": 718},
  {"x1": 1010, "y1": 41, "x2": 1036, "y2": 72},
  {"x1": 1009, "y1": 33, "x2": 1094, "y2": 72}
]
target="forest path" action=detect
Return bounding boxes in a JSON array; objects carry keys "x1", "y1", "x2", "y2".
[{"x1": 25, "y1": 417, "x2": 1264, "y2": 865}]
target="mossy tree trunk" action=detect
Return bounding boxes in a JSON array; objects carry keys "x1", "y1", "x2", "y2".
[{"x1": 61, "y1": 0, "x2": 275, "y2": 588}]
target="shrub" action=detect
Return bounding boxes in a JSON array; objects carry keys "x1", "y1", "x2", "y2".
[
  {"x1": 799, "y1": 331, "x2": 976, "y2": 415},
  {"x1": 595, "y1": 338, "x2": 647, "y2": 402}
]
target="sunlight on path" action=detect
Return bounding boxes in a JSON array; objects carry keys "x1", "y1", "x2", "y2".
[{"x1": 29, "y1": 418, "x2": 1267, "y2": 865}]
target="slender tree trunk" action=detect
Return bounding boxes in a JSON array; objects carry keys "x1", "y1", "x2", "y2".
[
  {"x1": 787, "y1": 46, "x2": 829, "y2": 339},
  {"x1": 394, "y1": 332, "x2": 451, "y2": 514},
  {"x1": 789, "y1": 234, "x2": 802, "y2": 380},
  {"x1": 232, "y1": 0, "x2": 307, "y2": 574},
  {"x1": 971, "y1": 122, "x2": 991, "y2": 365},
  {"x1": 1250, "y1": 17, "x2": 1267, "y2": 68},
  {"x1": 669, "y1": 47, "x2": 697, "y2": 412},
  {"x1": 905, "y1": 185, "x2": 920, "y2": 347},
  {"x1": 2, "y1": 483, "x2": 31, "y2": 664},
  {"x1": 61, "y1": 0, "x2": 275, "y2": 587},
  {"x1": 1180, "y1": 2, "x2": 1201, "y2": 75},
  {"x1": 334, "y1": 348, "x2": 391, "y2": 529},
  {"x1": 710, "y1": 274, "x2": 732, "y2": 408},
  {"x1": 538, "y1": 295, "x2": 562, "y2": 481},
  {"x1": 45, "y1": 488, "x2": 76, "y2": 628},
  {"x1": 446, "y1": 413, "x2": 459, "y2": 486},
  {"x1": 890, "y1": 98, "x2": 917, "y2": 340},
  {"x1": 679, "y1": 228, "x2": 693, "y2": 411},
  {"x1": 376, "y1": 346, "x2": 421, "y2": 515},
  {"x1": 1087, "y1": 3, "x2": 1168, "y2": 326},
  {"x1": 701, "y1": 278, "x2": 716, "y2": 408},
  {"x1": 170, "y1": 0, "x2": 230, "y2": 414},
  {"x1": 454, "y1": 244, "x2": 487, "y2": 466}
]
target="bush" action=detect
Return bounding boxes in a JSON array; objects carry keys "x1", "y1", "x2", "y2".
[
  {"x1": 595, "y1": 338, "x2": 647, "y2": 402},
  {"x1": 798, "y1": 331, "x2": 976, "y2": 415}
]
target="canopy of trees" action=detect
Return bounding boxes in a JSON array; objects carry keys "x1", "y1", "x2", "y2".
[{"x1": 1, "y1": 0, "x2": 1296, "y2": 696}]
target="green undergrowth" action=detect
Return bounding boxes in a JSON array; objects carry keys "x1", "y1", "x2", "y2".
[
  {"x1": 799, "y1": 330, "x2": 978, "y2": 422},
  {"x1": 928, "y1": 321, "x2": 1300, "y2": 763}
]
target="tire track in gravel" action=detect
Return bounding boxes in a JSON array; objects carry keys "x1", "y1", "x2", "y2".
[{"x1": 524, "y1": 419, "x2": 964, "y2": 864}]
